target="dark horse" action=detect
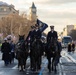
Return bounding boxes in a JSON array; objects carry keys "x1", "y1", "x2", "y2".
[
  {"x1": 46, "y1": 38, "x2": 61, "y2": 73},
  {"x1": 15, "y1": 35, "x2": 29, "y2": 71},
  {"x1": 30, "y1": 38, "x2": 43, "y2": 71}
]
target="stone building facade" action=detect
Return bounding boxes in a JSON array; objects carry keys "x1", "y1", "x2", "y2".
[{"x1": 0, "y1": 1, "x2": 19, "y2": 18}]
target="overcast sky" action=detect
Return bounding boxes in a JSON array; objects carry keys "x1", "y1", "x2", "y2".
[{"x1": 0, "y1": 0, "x2": 76, "y2": 33}]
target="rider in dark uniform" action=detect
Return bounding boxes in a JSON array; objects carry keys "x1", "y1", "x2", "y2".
[
  {"x1": 25, "y1": 26, "x2": 36, "y2": 70},
  {"x1": 32, "y1": 24, "x2": 43, "y2": 70},
  {"x1": 47, "y1": 26, "x2": 58, "y2": 44}
]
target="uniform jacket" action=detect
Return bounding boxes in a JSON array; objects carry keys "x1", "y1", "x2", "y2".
[
  {"x1": 26, "y1": 30, "x2": 35, "y2": 42},
  {"x1": 34, "y1": 29, "x2": 41, "y2": 39},
  {"x1": 47, "y1": 31, "x2": 58, "y2": 43}
]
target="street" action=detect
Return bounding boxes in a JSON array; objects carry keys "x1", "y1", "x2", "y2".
[{"x1": 0, "y1": 48, "x2": 76, "y2": 75}]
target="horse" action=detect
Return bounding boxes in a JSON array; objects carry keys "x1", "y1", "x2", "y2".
[
  {"x1": 30, "y1": 38, "x2": 43, "y2": 71},
  {"x1": 45, "y1": 38, "x2": 61, "y2": 73},
  {"x1": 15, "y1": 35, "x2": 29, "y2": 71}
]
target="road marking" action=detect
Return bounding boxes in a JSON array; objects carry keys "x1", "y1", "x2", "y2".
[
  {"x1": 39, "y1": 58, "x2": 48, "y2": 75},
  {"x1": 12, "y1": 65, "x2": 18, "y2": 69},
  {"x1": 12, "y1": 57, "x2": 30, "y2": 70},
  {"x1": 0, "y1": 71, "x2": 4, "y2": 74},
  {"x1": 63, "y1": 50, "x2": 76, "y2": 63},
  {"x1": 67, "y1": 54, "x2": 76, "y2": 63},
  {"x1": 63, "y1": 56, "x2": 71, "y2": 62},
  {"x1": 60, "y1": 58, "x2": 66, "y2": 75},
  {"x1": 58, "y1": 63, "x2": 62, "y2": 75}
]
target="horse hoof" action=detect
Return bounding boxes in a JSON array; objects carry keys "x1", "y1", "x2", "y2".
[
  {"x1": 52, "y1": 68, "x2": 54, "y2": 71},
  {"x1": 19, "y1": 70, "x2": 22, "y2": 72},
  {"x1": 54, "y1": 70, "x2": 57, "y2": 74},
  {"x1": 19, "y1": 69, "x2": 24, "y2": 72},
  {"x1": 49, "y1": 69, "x2": 51, "y2": 73}
]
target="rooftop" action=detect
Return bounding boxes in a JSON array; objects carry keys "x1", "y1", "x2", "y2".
[
  {"x1": 0, "y1": 1, "x2": 9, "y2": 6},
  {"x1": 31, "y1": 2, "x2": 36, "y2": 8}
]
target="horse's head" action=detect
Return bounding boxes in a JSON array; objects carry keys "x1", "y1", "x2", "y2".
[{"x1": 19, "y1": 35, "x2": 25, "y2": 41}]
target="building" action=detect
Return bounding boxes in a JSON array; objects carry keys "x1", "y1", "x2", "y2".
[
  {"x1": 62, "y1": 25, "x2": 74, "y2": 36},
  {"x1": 67, "y1": 25, "x2": 74, "y2": 35},
  {"x1": 29, "y1": 2, "x2": 37, "y2": 24},
  {"x1": 0, "y1": 1, "x2": 19, "y2": 18}
]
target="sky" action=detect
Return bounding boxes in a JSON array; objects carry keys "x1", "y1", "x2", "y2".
[{"x1": 0, "y1": 0, "x2": 76, "y2": 33}]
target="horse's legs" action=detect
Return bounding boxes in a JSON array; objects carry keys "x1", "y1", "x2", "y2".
[
  {"x1": 24, "y1": 55, "x2": 28, "y2": 70},
  {"x1": 32, "y1": 57, "x2": 36, "y2": 71},
  {"x1": 30, "y1": 54, "x2": 33, "y2": 70},
  {"x1": 47, "y1": 57, "x2": 51, "y2": 72},
  {"x1": 37, "y1": 56, "x2": 41, "y2": 71},
  {"x1": 18, "y1": 59, "x2": 23, "y2": 71},
  {"x1": 52, "y1": 57, "x2": 55, "y2": 71},
  {"x1": 18, "y1": 59, "x2": 20, "y2": 68},
  {"x1": 52, "y1": 56, "x2": 57, "y2": 73}
]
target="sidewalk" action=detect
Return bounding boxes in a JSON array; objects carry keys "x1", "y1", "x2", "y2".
[
  {"x1": 68, "y1": 51, "x2": 76, "y2": 60},
  {"x1": 0, "y1": 51, "x2": 2, "y2": 60}
]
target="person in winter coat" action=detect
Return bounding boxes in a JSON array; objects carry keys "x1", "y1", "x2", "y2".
[{"x1": 1, "y1": 38, "x2": 11, "y2": 66}]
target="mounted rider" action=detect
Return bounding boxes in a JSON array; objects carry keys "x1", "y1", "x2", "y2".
[
  {"x1": 47, "y1": 25, "x2": 58, "y2": 45},
  {"x1": 46, "y1": 25, "x2": 58, "y2": 56},
  {"x1": 31, "y1": 24, "x2": 43, "y2": 71}
]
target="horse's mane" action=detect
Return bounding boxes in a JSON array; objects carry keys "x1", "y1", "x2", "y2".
[{"x1": 15, "y1": 35, "x2": 26, "y2": 51}]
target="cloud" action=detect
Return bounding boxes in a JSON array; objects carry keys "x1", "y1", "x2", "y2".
[{"x1": 0, "y1": 0, "x2": 76, "y2": 33}]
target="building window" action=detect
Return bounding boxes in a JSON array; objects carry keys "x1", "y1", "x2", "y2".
[
  {"x1": 0, "y1": 8, "x2": 4, "y2": 11},
  {"x1": 0, "y1": 8, "x2": 6, "y2": 11},
  {"x1": 4, "y1": 8, "x2": 6, "y2": 11},
  {"x1": 13, "y1": 12, "x2": 15, "y2": 13}
]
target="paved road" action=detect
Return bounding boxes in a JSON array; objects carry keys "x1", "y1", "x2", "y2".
[
  {"x1": 60, "y1": 48, "x2": 76, "y2": 75},
  {"x1": 0, "y1": 49, "x2": 76, "y2": 75}
]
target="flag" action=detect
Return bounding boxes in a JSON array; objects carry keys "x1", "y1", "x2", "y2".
[{"x1": 36, "y1": 19, "x2": 48, "y2": 32}]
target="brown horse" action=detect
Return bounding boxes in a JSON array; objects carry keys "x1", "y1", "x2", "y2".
[{"x1": 15, "y1": 35, "x2": 29, "y2": 71}]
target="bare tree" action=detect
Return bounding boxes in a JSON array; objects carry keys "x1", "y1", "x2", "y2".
[{"x1": 0, "y1": 13, "x2": 33, "y2": 39}]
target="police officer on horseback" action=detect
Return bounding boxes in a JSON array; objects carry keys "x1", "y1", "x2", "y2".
[
  {"x1": 32, "y1": 24, "x2": 43, "y2": 71},
  {"x1": 46, "y1": 25, "x2": 58, "y2": 72},
  {"x1": 25, "y1": 25, "x2": 36, "y2": 69},
  {"x1": 47, "y1": 25, "x2": 58, "y2": 44}
]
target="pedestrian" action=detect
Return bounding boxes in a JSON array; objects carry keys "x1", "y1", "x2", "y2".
[
  {"x1": 71, "y1": 41, "x2": 75, "y2": 53},
  {"x1": 10, "y1": 41, "x2": 15, "y2": 63},
  {"x1": 68, "y1": 43, "x2": 71, "y2": 54},
  {"x1": 1, "y1": 38, "x2": 11, "y2": 66}
]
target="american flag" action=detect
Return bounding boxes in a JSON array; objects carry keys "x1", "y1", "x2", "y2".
[{"x1": 36, "y1": 19, "x2": 48, "y2": 32}]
